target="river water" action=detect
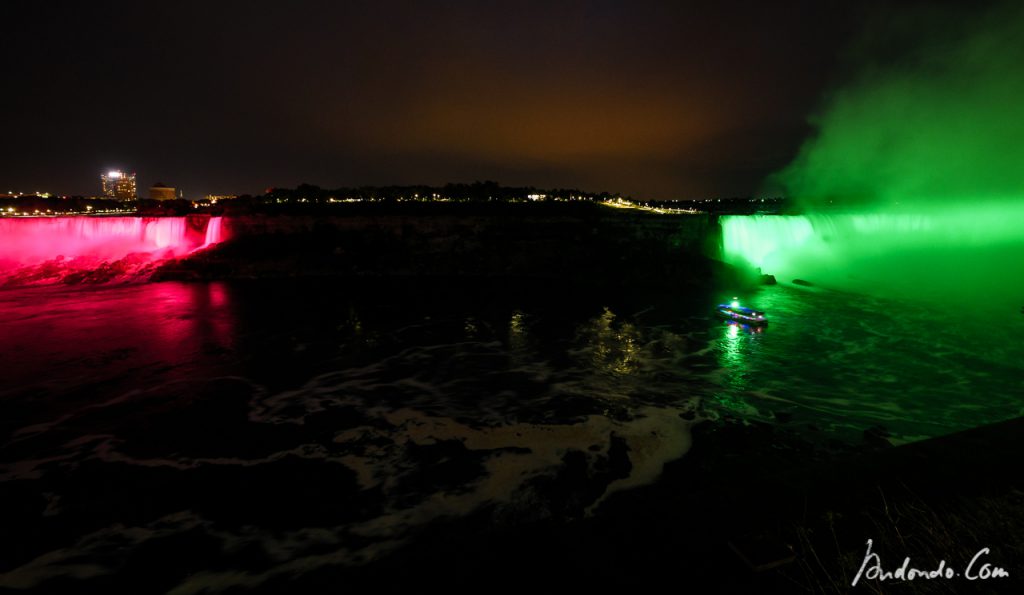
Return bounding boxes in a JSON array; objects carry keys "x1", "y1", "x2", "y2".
[{"x1": 1, "y1": 279, "x2": 1021, "y2": 592}]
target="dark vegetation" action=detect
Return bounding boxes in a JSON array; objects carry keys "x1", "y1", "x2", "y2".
[{"x1": 2, "y1": 182, "x2": 793, "y2": 217}]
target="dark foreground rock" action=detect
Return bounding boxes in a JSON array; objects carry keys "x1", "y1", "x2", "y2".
[{"x1": 289, "y1": 416, "x2": 1024, "y2": 593}]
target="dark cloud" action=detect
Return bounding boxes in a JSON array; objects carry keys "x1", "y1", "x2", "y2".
[{"x1": 2, "y1": 1, "x2": 857, "y2": 198}]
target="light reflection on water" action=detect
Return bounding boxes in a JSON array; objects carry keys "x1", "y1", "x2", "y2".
[
  {"x1": 707, "y1": 283, "x2": 1024, "y2": 440},
  {"x1": 1, "y1": 279, "x2": 1022, "y2": 591},
  {"x1": 0, "y1": 282, "x2": 237, "y2": 392},
  {"x1": 1, "y1": 279, "x2": 1020, "y2": 442}
]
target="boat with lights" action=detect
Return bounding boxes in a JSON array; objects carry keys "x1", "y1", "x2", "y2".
[{"x1": 716, "y1": 298, "x2": 768, "y2": 325}]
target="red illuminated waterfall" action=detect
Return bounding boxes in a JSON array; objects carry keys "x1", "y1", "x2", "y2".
[
  {"x1": 0, "y1": 216, "x2": 225, "y2": 285},
  {"x1": 200, "y1": 216, "x2": 224, "y2": 248}
]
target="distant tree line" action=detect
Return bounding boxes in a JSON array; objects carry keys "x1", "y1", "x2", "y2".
[
  {"x1": 635, "y1": 196, "x2": 791, "y2": 215},
  {"x1": 0, "y1": 184, "x2": 793, "y2": 216},
  {"x1": 0, "y1": 195, "x2": 129, "y2": 215},
  {"x1": 259, "y1": 180, "x2": 618, "y2": 203}
]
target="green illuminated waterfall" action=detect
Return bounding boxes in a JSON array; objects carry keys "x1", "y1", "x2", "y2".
[{"x1": 721, "y1": 203, "x2": 1024, "y2": 311}]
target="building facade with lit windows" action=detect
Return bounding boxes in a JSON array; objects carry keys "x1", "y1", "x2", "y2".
[
  {"x1": 101, "y1": 170, "x2": 137, "y2": 200},
  {"x1": 149, "y1": 183, "x2": 177, "y2": 200}
]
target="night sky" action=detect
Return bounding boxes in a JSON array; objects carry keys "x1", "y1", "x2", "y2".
[{"x1": 0, "y1": 1, "x2": 935, "y2": 199}]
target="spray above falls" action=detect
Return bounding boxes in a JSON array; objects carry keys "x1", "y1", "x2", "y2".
[
  {"x1": 769, "y1": 2, "x2": 1024, "y2": 209},
  {"x1": 724, "y1": 2, "x2": 1024, "y2": 311}
]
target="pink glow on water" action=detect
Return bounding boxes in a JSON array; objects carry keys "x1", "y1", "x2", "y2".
[{"x1": 0, "y1": 282, "x2": 237, "y2": 389}]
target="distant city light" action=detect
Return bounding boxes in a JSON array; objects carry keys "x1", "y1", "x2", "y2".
[{"x1": 107, "y1": 170, "x2": 123, "y2": 179}]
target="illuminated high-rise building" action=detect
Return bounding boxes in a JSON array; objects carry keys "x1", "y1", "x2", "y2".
[{"x1": 101, "y1": 170, "x2": 137, "y2": 200}]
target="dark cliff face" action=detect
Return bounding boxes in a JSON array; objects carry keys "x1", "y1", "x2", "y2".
[{"x1": 157, "y1": 208, "x2": 741, "y2": 289}]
